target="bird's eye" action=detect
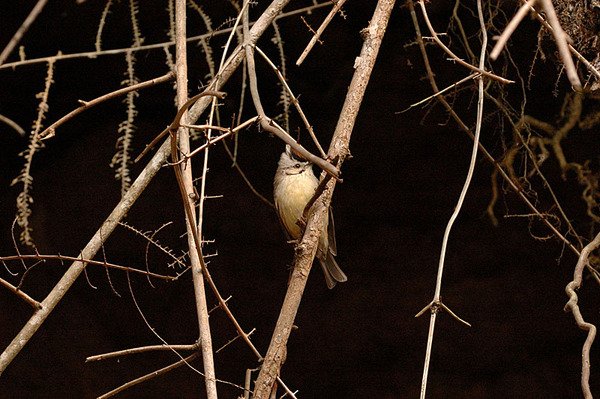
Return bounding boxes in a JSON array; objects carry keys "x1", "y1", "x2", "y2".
[{"x1": 294, "y1": 163, "x2": 301, "y2": 168}]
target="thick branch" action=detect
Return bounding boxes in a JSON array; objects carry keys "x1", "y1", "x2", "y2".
[{"x1": 251, "y1": 1, "x2": 396, "y2": 397}]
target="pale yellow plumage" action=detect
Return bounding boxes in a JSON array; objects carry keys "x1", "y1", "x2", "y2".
[{"x1": 273, "y1": 145, "x2": 347, "y2": 288}]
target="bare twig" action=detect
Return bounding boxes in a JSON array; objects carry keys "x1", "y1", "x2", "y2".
[
  {"x1": 97, "y1": 352, "x2": 200, "y2": 399},
  {"x1": 416, "y1": 0, "x2": 513, "y2": 84},
  {"x1": 0, "y1": 277, "x2": 41, "y2": 310},
  {"x1": 0, "y1": 0, "x2": 48, "y2": 65},
  {"x1": 525, "y1": 1, "x2": 600, "y2": 82},
  {"x1": 0, "y1": 0, "x2": 291, "y2": 376},
  {"x1": 296, "y1": 0, "x2": 348, "y2": 66},
  {"x1": 0, "y1": 254, "x2": 177, "y2": 281},
  {"x1": 244, "y1": 19, "x2": 338, "y2": 178},
  {"x1": 538, "y1": 0, "x2": 581, "y2": 88},
  {"x1": 86, "y1": 343, "x2": 199, "y2": 362},
  {"x1": 251, "y1": 1, "x2": 396, "y2": 397},
  {"x1": 490, "y1": 0, "x2": 536, "y2": 60},
  {"x1": 0, "y1": 2, "x2": 331, "y2": 71},
  {"x1": 222, "y1": 140, "x2": 276, "y2": 208},
  {"x1": 185, "y1": 116, "x2": 259, "y2": 160},
  {"x1": 255, "y1": 46, "x2": 327, "y2": 158},
  {"x1": 564, "y1": 232, "x2": 600, "y2": 399},
  {"x1": 0, "y1": 114, "x2": 26, "y2": 136},
  {"x1": 418, "y1": 1, "x2": 486, "y2": 396},
  {"x1": 40, "y1": 71, "x2": 175, "y2": 140}
]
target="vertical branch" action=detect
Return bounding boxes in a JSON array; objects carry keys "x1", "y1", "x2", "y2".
[
  {"x1": 174, "y1": 0, "x2": 218, "y2": 397},
  {"x1": 251, "y1": 1, "x2": 396, "y2": 398}
]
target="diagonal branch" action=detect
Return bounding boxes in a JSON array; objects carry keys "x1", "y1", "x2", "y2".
[
  {"x1": 0, "y1": 0, "x2": 295, "y2": 377},
  {"x1": 251, "y1": 1, "x2": 396, "y2": 397}
]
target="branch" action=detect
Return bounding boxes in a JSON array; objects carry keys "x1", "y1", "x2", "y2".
[
  {"x1": 0, "y1": 0, "x2": 48, "y2": 65},
  {"x1": 0, "y1": 0, "x2": 292, "y2": 376},
  {"x1": 86, "y1": 343, "x2": 199, "y2": 362},
  {"x1": 97, "y1": 352, "x2": 200, "y2": 399},
  {"x1": 406, "y1": 0, "x2": 582, "y2": 258},
  {"x1": 0, "y1": 276, "x2": 41, "y2": 310},
  {"x1": 0, "y1": 254, "x2": 178, "y2": 281},
  {"x1": 0, "y1": 2, "x2": 331, "y2": 71},
  {"x1": 416, "y1": 0, "x2": 513, "y2": 84},
  {"x1": 564, "y1": 232, "x2": 600, "y2": 399},
  {"x1": 245, "y1": 43, "x2": 338, "y2": 177},
  {"x1": 417, "y1": 0, "x2": 487, "y2": 396},
  {"x1": 40, "y1": 71, "x2": 176, "y2": 140},
  {"x1": 251, "y1": 1, "x2": 396, "y2": 397},
  {"x1": 296, "y1": 0, "x2": 348, "y2": 66},
  {"x1": 173, "y1": 0, "x2": 217, "y2": 396}
]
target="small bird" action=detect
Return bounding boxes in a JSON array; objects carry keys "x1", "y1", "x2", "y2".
[{"x1": 273, "y1": 144, "x2": 347, "y2": 289}]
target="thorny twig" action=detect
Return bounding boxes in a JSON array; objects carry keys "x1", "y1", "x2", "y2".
[
  {"x1": 0, "y1": 277, "x2": 41, "y2": 309},
  {"x1": 296, "y1": 0, "x2": 348, "y2": 66}
]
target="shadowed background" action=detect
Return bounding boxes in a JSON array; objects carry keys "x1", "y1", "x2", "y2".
[{"x1": 1, "y1": 1, "x2": 599, "y2": 398}]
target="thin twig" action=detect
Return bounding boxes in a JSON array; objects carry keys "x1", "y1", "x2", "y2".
[
  {"x1": 0, "y1": 0, "x2": 48, "y2": 65},
  {"x1": 97, "y1": 353, "x2": 200, "y2": 399},
  {"x1": 296, "y1": 0, "x2": 348, "y2": 66},
  {"x1": 525, "y1": 1, "x2": 600, "y2": 82},
  {"x1": 251, "y1": 1, "x2": 396, "y2": 397},
  {"x1": 255, "y1": 46, "x2": 327, "y2": 158},
  {"x1": 0, "y1": 114, "x2": 26, "y2": 136},
  {"x1": 86, "y1": 343, "x2": 199, "y2": 362},
  {"x1": 0, "y1": 277, "x2": 41, "y2": 309},
  {"x1": 538, "y1": 0, "x2": 581, "y2": 88},
  {"x1": 40, "y1": 71, "x2": 175, "y2": 140},
  {"x1": 0, "y1": 2, "x2": 331, "y2": 71},
  {"x1": 418, "y1": 1, "x2": 486, "y2": 396},
  {"x1": 244, "y1": 22, "x2": 338, "y2": 177},
  {"x1": 564, "y1": 232, "x2": 600, "y2": 399},
  {"x1": 0, "y1": 254, "x2": 177, "y2": 281},
  {"x1": 416, "y1": 0, "x2": 513, "y2": 84}
]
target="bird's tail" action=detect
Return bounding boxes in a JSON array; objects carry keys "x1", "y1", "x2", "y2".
[{"x1": 318, "y1": 251, "x2": 347, "y2": 289}]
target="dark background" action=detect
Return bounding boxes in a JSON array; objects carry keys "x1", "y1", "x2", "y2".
[{"x1": 1, "y1": 1, "x2": 599, "y2": 398}]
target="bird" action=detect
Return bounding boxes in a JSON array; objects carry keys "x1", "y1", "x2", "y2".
[{"x1": 273, "y1": 144, "x2": 347, "y2": 289}]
